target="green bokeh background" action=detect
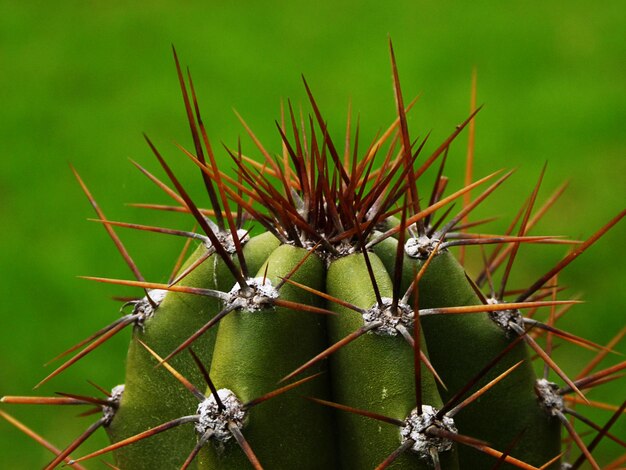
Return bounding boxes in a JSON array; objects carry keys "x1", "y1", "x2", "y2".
[{"x1": 1, "y1": 1, "x2": 624, "y2": 468}]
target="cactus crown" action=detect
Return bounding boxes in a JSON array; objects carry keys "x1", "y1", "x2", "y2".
[{"x1": 1, "y1": 43, "x2": 625, "y2": 470}]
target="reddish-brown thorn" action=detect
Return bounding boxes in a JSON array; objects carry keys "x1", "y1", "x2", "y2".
[
  {"x1": 414, "y1": 106, "x2": 483, "y2": 182},
  {"x1": 128, "y1": 159, "x2": 187, "y2": 206},
  {"x1": 1, "y1": 395, "x2": 85, "y2": 405},
  {"x1": 394, "y1": 325, "x2": 447, "y2": 390},
  {"x1": 426, "y1": 149, "x2": 449, "y2": 228},
  {"x1": 517, "y1": 210, "x2": 625, "y2": 302},
  {"x1": 76, "y1": 407, "x2": 102, "y2": 418},
  {"x1": 453, "y1": 216, "x2": 499, "y2": 232},
  {"x1": 275, "y1": 241, "x2": 322, "y2": 291},
  {"x1": 420, "y1": 300, "x2": 581, "y2": 317},
  {"x1": 69, "y1": 415, "x2": 198, "y2": 464},
  {"x1": 523, "y1": 319, "x2": 615, "y2": 354},
  {"x1": 35, "y1": 318, "x2": 132, "y2": 389},
  {"x1": 388, "y1": 39, "x2": 421, "y2": 230},
  {"x1": 126, "y1": 203, "x2": 213, "y2": 216},
  {"x1": 477, "y1": 181, "x2": 570, "y2": 287},
  {"x1": 139, "y1": 340, "x2": 205, "y2": 402},
  {"x1": 228, "y1": 422, "x2": 264, "y2": 470},
  {"x1": 491, "y1": 429, "x2": 527, "y2": 470},
  {"x1": 565, "y1": 407, "x2": 626, "y2": 449},
  {"x1": 437, "y1": 333, "x2": 527, "y2": 419},
  {"x1": 181, "y1": 429, "x2": 213, "y2": 470},
  {"x1": 89, "y1": 218, "x2": 206, "y2": 242},
  {"x1": 437, "y1": 169, "x2": 515, "y2": 238},
  {"x1": 538, "y1": 453, "x2": 564, "y2": 470},
  {"x1": 391, "y1": 197, "x2": 409, "y2": 312},
  {"x1": 301, "y1": 77, "x2": 351, "y2": 187},
  {"x1": 426, "y1": 426, "x2": 488, "y2": 449},
  {"x1": 158, "y1": 305, "x2": 236, "y2": 366},
  {"x1": 71, "y1": 165, "x2": 145, "y2": 283},
  {"x1": 564, "y1": 396, "x2": 626, "y2": 413},
  {"x1": 307, "y1": 396, "x2": 405, "y2": 427},
  {"x1": 144, "y1": 135, "x2": 247, "y2": 289},
  {"x1": 44, "y1": 416, "x2": 107, "y2": 470},
  {"x1": 279, "y1": 277, "x2": 367, "y2": 314},
  {"x1": 169, "y1": 249, "x2": 213, "y2": 287},
  {"x1": 273, "y1": 299, "x2": 338, "y2": 316},
  {"x1": 236, "y1": 139, "x2": 244, "y2": 228},
  {"x1": 172, "y1": 48, "x2": 223, "y2": 229},
  {"x1": 499, "y1": 163, "x2": 547, "y2": 299},
  {"x1": 87, "y1": 380, "x2": 111, "y2": 398},
  {"x1": 480, "y1": 245, "x2": 496, "y2": 298},
  {"x1": 442, "y1": 235, "x2": 568, "y2": 250},
  {"x1": 80, "y1": 276, "x2": 229, "y2": 301},
  {"x1": 446, "y1": 360, "x2": 524, "y2": 417},
  {"x1": 556, "y1": 411, "x2": 600, "y2": 470},
  {"x1": 280, "y1": 323, "x2": 380, "y2": 383},
  {"x1": 0, "y1": 410, "x2": 88, "y2": 470},
  {"x1": 188, "y1": 348, "x2": 223, "y2": 410},
  {"x1": 576, "y1": 325, "x2": 626, "y2": 380},
  {"x1": 464, "y1": 441, "x2": 540, "y2": 470},
  {"x1": 364, "y1": 95, "x2": 420, "y2": 167},
  {"x1": 234, "y1": 109, "x2": 281, "y2": 177},
  {"x1": 44, "y1": 315, "x2": 132, "y2": 367},
  {"x1": 513, "y1": 325, "x2": 588, "y2": 403},
  {"x1": 564, "y1": 360, "x2": 626, "y2": 395},
  {"x1": 358, "y1": 245, "x2": 383, "y2": 308},
  {"x1": 374, "y1": 439, "x2": 414, "y2": 470},
  {"x1": 459, "y1": 67, "x2": 478, "y2": 266},
  {"x1": 412, "y1": 275, "x2": 422, "y2": 413},
  {"x1": 368, "y1": 170, "x2": 502, "y2": 247},
  {"x1": 402, "y1": 237, "x2": 445, "y2": 304},
  {"x1": 245, "y1": 372, "x2": 323, "y2": 409},
  {"x1": 606, "y1": 454, "x2": 626, "y2": 470},
  {"x1": 426, "y1": 174, "x2": 450, "y2": 232},
  {"x1": 191, "y1": 103, "x2": 248, "y2": 279},
  {"x1": 54, "y1": 392, "x2": 110, "y2": 407}
]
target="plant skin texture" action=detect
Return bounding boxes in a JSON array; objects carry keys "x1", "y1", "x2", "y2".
[{"x1": 1, "y1": 43, "x2": 625, "y2": 470}]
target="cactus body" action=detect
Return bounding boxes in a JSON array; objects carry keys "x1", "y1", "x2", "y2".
[
  {"x1": 326, "y1": 252, "x2": 459, "y2": 470},
  {"x1": 2, "y1": 46, "x2": 624, "y2": 470},
  {"x1": 373, "y1": 238, "x2": 561, "y2": 468},
  {"x1": 200, "y1": 244, "x2": 337, "y2": 469},
  {"x1": 107, "y1": 232, "x2": 279, "y2": 469}
]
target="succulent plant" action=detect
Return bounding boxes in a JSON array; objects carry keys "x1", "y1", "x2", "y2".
[{"x1": 1, "y1": 43, "x2": 625, "y2": 470}]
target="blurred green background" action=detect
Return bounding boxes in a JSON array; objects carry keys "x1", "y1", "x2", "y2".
[{"x1": 1, "y1": 1, "x2": 624, "y2": 467}]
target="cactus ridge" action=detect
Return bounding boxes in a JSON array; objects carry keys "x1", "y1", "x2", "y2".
[{"x1": 2, "y1": 44, "x2": 626, "y2": 470}]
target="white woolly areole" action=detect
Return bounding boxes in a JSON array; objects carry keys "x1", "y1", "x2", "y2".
[
  {"x1": 486, "y1": 298, "x2": 524, "y2": 338},
  {"x1": 102, "y1": 384, "x2": 125, "y2": 426},
  {"x1": 132, "y1": 289, "x2": 168, "y2": 329},
  {"x1": 210, "y1": 228, "x2": 250, "y2": 254},
  {"x1": 405, "y1": 236, "x2": 442, "y2": 259},
  {"x1": 195, "y1": 389, "x2": 246, "y2": 441},
  {"x1": 400, "y1": 405, "x2": 456, "y2": 456},
  {"x1": 227, "y1": 277, "x2": 279, "y2": 311},
  {"x1": 362, "y1": 297, "x2": 414, "y2": 336},
  {"x1": 535, "y1": 379, "x2": 564, "y2": 416}
]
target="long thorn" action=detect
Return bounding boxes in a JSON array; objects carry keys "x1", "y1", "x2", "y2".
[
  {"x1": 245, "y1": 372, "x2": 323, "y2": 409},
  {"x1": 280, "y1": 323, "x2": 380, "y2": 383},
  {"x1": 70, "y1": 416, "x2": 198, "y2": 464},
  {"x1": 139, "y1": 340, "x2": 205, "y2": 401},
  {"x1": 374, "y1": 439, "x2": 414, "y2": 470},
  {"x1": 229, "y1": 422, "x2": 264, "y2": 470},
  {"x1": 517, "y1": 210, "x2": 625, "y2": 302},
  {"x1": 0, "y1": 410, "x2": 88, "y2": 470}
]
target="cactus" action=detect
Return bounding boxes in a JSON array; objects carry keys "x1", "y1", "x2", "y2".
[{"x1": 2, "y1": 43, "x2": 625, "y2": 470}]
